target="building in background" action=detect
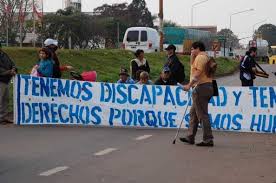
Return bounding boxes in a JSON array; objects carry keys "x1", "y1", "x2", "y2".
[
  {"x1": 64, "y1": 0, "x2": 81, "y2": 12},
  {"x1": 183, "y1": 26, "x2": 217, "y2": 34}
]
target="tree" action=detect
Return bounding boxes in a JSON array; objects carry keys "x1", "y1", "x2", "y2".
[
  {"x1": 93, "y1": 3, "x2": 128, "y2": 18},
  {"x1": 217, "y1": 28, "x2": 240, "y2": 48},
  {"x1": 127, "y1": 0, "x2": 154, "y2": 27},
  {"x1": 0, "y1": 0, "x2": 32, "y2": 44},
  {"x1": 93, "y1": 0, "x2": 154, "y2": 47},
  {"x1": 256, "y1": 24, "x2": 276, "y2": 45},
  {"x1": 40, "y1": 7, "x2": 106, "y2": 49}
]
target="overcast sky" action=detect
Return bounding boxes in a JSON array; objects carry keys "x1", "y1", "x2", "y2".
[{"x1": 44, "y1": 0, "x2": 276, "y2": 45}]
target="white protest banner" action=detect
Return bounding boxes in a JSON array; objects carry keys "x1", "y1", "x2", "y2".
[{"x1": 14, "y1": 75, "x2": 276, "y2": 134}]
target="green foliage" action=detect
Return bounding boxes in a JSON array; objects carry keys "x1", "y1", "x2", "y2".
[
  {"x1": 4, "y1": 48, "x2": 238, "y2": 82},
  {"x1": 40, "y1": 0, "x2": 154, "y2": 49},
  {"x1": 256, "y1": 24, "x2": 276, "y2": 45},
  {"x1": 217, "y1": 29, "x2": 240, "y2": 48},
  {"x1": 40, "y1": 7, "x2": 97, "y2": 49}
]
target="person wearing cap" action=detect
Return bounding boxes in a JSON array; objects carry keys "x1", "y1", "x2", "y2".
[
  {"x1": 44, "y1": 38, "x2": 73, "y2": 78},
  {"x1": 165, "y1": 44, "x2": 185, "y2": 84},
  {"x1": 131, "y1": 49, "x2": 150, "y2": 81},
  {"x1": 155, "y1": 67, "x2": 177, "y2": 86},
  {"x1": 0, "y1": 43, "x2": 17, "y2": 124},
  {"x1": 117, "y1": 68, "x2": 135, "y2": 84}
]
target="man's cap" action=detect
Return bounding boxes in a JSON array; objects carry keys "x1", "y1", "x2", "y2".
[
  {"x1": 165, "y1": 44, "x2": 176, "y2": 51},
  {"x1": 163, "y1": 66, "x2": 171, "y2": 73},
  {"x1": 119, "y1": 68, "x2": 129, "y2": 76},
  {"x1": 44, "y1": 38, "x2": 58, "y2": 47}
]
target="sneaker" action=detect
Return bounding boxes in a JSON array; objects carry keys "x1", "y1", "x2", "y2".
[
  {"x1": 196, "y1": 141, "x2": 214, "y2": 147},
  {"x1": 179, "y1": 137, "x2": 195, "y2": 145}
]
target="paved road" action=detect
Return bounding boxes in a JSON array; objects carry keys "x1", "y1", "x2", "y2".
[
  {"x1": 1, "y1": 126, "x2": 276, "y2": 183},
  {"x1": 1, "y1": 64, "x2": 276, "y2": 183},
  {"x1": 217, "y1": 64, "x2": 276, "y2": 86}
]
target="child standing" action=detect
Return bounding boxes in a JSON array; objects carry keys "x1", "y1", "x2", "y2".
[{"x1": 32, "y1": 48, "x2": 53, "y2": 77}]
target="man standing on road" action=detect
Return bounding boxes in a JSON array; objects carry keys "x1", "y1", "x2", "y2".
[
  {"x1": 165, "y1": 44, "x2": 185, "y2": 84},
  {"x1": 0, "y1": 43, "x2": 17, "y2": 124},
  {"x1": 180, "y1": 41, "x2": 214, "y2": 147},
  {"x1": 240, "y1": 47, "x2": 258, "y2": 86}
]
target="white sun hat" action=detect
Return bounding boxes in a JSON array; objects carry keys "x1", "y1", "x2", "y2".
[{"x1": 44, "y1": 38, "x2": 58, "y2": 47}]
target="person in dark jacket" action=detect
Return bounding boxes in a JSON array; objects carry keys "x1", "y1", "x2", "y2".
[
  {"x1": 131, "y1": 49, "x2": 150, "y2": 81},
  {"x1": 155, "y1": 67, "x2": 177, "y2": 86},
  {"x1": 0, "y1": 43, "x2": 17, "y2": 124},
  {"x1": 164, "y1": 44, "x2": 185, "y2": 84},
  {"x1": 240, "y1": 47, "x2": 257, "y2": 86}
]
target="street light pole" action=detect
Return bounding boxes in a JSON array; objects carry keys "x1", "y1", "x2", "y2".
[
  {"x1": 228, "y1": 8, "x2": 254, "y2": 55},
  {"x1": 191, "y1": 0, "x2": 209, "y2": 26},
  {"x1": 229, "y1": 8, "x2": 254, "y2": 30}
]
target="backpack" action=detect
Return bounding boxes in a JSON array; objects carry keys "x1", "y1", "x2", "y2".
[{"x1": 205, "y1": 57, "x2": 217, "y2": 78}]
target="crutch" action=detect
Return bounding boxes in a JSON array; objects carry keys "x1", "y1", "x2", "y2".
[{"x1": 172, "y1": 85, "x2": 195, "y2": 144}]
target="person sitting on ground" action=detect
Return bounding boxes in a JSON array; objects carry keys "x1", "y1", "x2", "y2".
[
  {"x1": 44, "y1": 38, "x2": 73, "y2": 78},
  {"x1": 137, "y1": 71, "x2": 153, "y2": 85},
  {"x1": 131, "y1": 49, "x2": 150, "y2": 81},
  {"x1": 117, "y1": 68, "x2": 135, "y2": 84},
  {"x1": 135, "y1": 70, "x2": 144, "y2": 82},
  {"x1": 32, "y1": 48, "x2": 53, "y2": 77},
  {"x1": 155, "y1": 67, "x2": 177, "y2": 86},
  {"x1": 0, "y1": 43, "x2": 17, "y2": 124}
]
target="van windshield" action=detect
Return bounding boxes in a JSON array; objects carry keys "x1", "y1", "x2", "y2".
[{"x1": 127, "y1": 31, "x2": 139, "y2": 42}]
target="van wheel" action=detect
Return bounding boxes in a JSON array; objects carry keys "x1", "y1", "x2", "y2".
[{"x1": 155, "y1": 49, "x2": 157, "y2": 52}]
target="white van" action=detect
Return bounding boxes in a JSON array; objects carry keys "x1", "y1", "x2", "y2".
[{"x1": 123, "y1": 27, "x2": 160, "y2": 53}]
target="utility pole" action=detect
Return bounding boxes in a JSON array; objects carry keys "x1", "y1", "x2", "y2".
[{"x1": 159, "y1": 0, "x2": 164, "y2": 52}]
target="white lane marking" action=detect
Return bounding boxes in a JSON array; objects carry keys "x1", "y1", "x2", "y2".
[
  {"x1": 39, "y1": 166, "x2": 69, "y2": 176},
  {"x1": 94, "y1": 148, "x2": 118, "y2": 156},
  {"x1": 135, "y1": 135, "x2": 153, "y2": 141}
]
